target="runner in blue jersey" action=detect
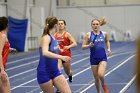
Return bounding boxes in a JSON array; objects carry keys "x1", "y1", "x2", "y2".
[
  {"x1": 82, "y1": 17, "x2": 111, "y2": 93},
  {"x1": 37, "y1": 16, "x2": 71, "y2": 93}
]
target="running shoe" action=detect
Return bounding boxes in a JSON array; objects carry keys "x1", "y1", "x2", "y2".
[{"x1": 103, "y1": 85, "x2": 109, "y2": 93}]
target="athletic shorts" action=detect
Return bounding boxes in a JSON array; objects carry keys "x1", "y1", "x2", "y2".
[
  {"x1": 90, "y1": 57, "x2": 107, "y2": 65},
  {"x1": 37, "y1": 69, "x2": 62, "y2": 84}
]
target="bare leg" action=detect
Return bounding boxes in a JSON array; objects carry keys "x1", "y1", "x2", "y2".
[
  {"x1": 39, "y1": 80, "x2": 54, "y2": 93},
  {"x1": 0, "y1": 73, "x2": 11, "y2": 93},
  {"x1": 58, "y1": 59, "x2": 63, "y2": 70},
  {"x1": 98, "y1": 61, "x2": 109, "y2": 93},
  {"x1": 91, "y1": 65, "x2": 101, "y2": 93},
  {"x1": 53, "y1": 75, "x2": 71, "y2": 93},
  {"x1": 63, "y1": 62, "x2": 72, "y2": 76},
  {"x1": 98, "y1": 61, "x2": 107, "y2": 86}
]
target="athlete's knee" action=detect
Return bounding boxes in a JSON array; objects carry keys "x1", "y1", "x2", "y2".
[
  {"x1": 98, "y1": 73, "x2": 104, "y2": 79},
  {"x1": 94, "y1": 76, "x2": 100, "y2": 82}
]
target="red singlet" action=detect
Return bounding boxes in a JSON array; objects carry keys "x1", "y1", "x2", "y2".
[
  {"x1": 54, "y1": 31, "x2": 71, "y2": 57},
  {"x1": 2, "y1": 41, "x2": 10, "y2": 69}
]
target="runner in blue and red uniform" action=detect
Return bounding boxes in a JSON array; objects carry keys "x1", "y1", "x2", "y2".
[
  {"x1": 82, "y1": 17, "x2": 111, "y2": 93},
  {"x1": 37, "y1": 16, "x2": 71, "y2": 93}
]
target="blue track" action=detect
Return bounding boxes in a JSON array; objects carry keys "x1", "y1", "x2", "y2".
[{"x1": 6, "y1": 42, "x2": 136, "y2": 93}]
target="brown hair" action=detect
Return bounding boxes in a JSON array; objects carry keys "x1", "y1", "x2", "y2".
[
  {"x1": 59, "y1": 19, "x2": 66, "y2": 25},
  {"x1": 42, "y1": 16, "x2": 58, "y2": 36},
  {"x1": 0, "y1": 16, "x2": 8, "y2": 31}
]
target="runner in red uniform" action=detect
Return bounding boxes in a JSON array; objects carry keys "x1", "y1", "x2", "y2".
[
  {"x1": 2, "y1": 41, "x2": 10, "y2": 69},
  {"x1": 55, "y1": 31, "x2": 71, "y2": 57},
  {"x1": 0, "y1": 16, "x2": 11, "y2": 93},
  {"x1": 54, "y1": 19, "x2": 77, "y2": 84}
]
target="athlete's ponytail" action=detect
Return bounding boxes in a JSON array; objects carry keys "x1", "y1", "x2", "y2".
[
  {"x1": 100, "y1": 16, "x2": 106, "y2": 26},
  {"x1": 42, "y1": 16, "x2": 58, "y2": 36}
]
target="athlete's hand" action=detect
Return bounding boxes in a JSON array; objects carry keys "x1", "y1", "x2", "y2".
[
  {"x1": 10, "y1": 48, "x2": 17, "y2": 54},
  {"x1": 61, "y1": 56, "x2": 71, "y2": 62},
  {"x1": 59, "y1": 49, "x2": 64, "y2": 52},
  {"x1": 89, "y1": 42, "x2": 94, "y2": 47},
  {"x1": 107, "y1": 49, "x2": 112, "y2": 56},
  {"x1": 63, "y1": 46, "x2": 70, "y2": 50}
]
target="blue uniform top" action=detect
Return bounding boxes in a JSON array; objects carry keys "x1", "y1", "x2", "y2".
[
  {"x1": 37, "y1": 35, "x2": 60, "y2": 72},
  {"x1": 89, "y1": 31, "x2": 107, "y2": 58}
]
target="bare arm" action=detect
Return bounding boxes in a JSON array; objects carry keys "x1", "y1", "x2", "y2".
[
  {"x1": 0, "y1": 34, "x2": 6, "y2": 70},
  {"x1": 0, "y1": 34, "x2": 8, "y2": 82},
  {"x1": 103, "y1": 31, "x2": 111, "y2": 56},
  {"x1": 82, "y1": 32, "x2": 93, "y2": 49},
  {"x1": 66, "y1": 32, "x2": 77, "y2": 49}
]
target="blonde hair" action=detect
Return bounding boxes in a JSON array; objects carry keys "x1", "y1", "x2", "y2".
[
  {"x1": 100, "y1": 16, "x2": 106, "y2": 26},
  {"x1": 91, "y1": 16, "x2": 107, "y2": 26}
]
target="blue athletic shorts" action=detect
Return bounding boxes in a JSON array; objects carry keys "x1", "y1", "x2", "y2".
[
  {"x1": 90, "y1": 57, "x2": 107, "y2": 65},
  {"x1": 37, "y1": 69, "x2": 62, "y2": 84}
]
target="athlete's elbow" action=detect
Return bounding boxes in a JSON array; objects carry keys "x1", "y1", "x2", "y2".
[
  {"x1": 42, "y1": 51, "x2": 48, "y2": 57},
  {"x1": 82, "y1": 45, "x2": 86, "y2": 49},
  {"x1": 75, "y1": 42, "x2": 77, "y2": 47}
]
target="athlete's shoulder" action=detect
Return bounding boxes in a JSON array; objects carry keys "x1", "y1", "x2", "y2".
[
  {"x1": 101, "y1": 31, "x2": 107, "y2": 35},
  {"x1": 42, "y1": 34, "x2": 51, "y2": 41},
  {"x1": 65, "y1": 31, "x2": 72, "y2": 38},
  {"x1": 86, "y1": 32, "x2": 91, "y2": 35},
  {"x1": 65, "y1": 31, "x2": 70, "y2": 35},
  {"x1": 0, "y1": 33, "x2": 6, "y2": 41},
  {"x1": 101, "y1": 31, "x2": 108, "y2": 38},
  {"x1": 85, "y1": 32, "x2": 91, "y2": 39},
  {"x1": 54, "y1": 31, "x2": 58, "y2": 37}
]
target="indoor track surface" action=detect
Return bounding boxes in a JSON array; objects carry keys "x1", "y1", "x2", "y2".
[{"x1": 7, "y1": 42, "x2": 136, "y2": 93}]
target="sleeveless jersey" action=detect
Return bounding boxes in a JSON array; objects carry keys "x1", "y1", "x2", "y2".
[
  {"x1": 89, "y1": 31, "x2": 107, "y2": 58},
  {"x1": 2, "y1": 41, "x2": 10, "y2": 69},
  {"x1": 37, "y1": 35, "x2": 59, "y2": 71},
  {"x1": 54, "y1": 31, "x2": 71, "y2": 57}
]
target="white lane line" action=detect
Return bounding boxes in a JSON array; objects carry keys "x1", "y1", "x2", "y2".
[
  {"x1": 11, "y1": 86, "x2": 39, "y2": 88},
  {"x1": 9, "y1": 68, "x2": 35, "y2": 79},
  {"x1": 11, "y1": 66, "x2": 89, "y2": 90},
  {"x1": 69, "y1": 83, "x2": 128, "y2": 86},
  {"x1": 119, "y1": 75, "x2": 136, "y2": 93},
  {"x1": 80, "y1": 55, "x2": 135, "y2": 93},
  {"x1": 27, "y1": 87, "x2": 40, "y2": 93},
  {"x1": 7, "y1": 49, "x2": 86, "y2": 65},
  {"x1": 6, "y1": 60, "x2": 39, "y2": 71},
  {"x1": 10, "y1": 56, "x2": 90, "y2": 90},
  {"x1": 38, "y1": 55, "x2": 115, "y2": 93},
  {"x1": 10, "y1": 52, "x2": 133, "y2": 91},
  {"x1": 7, "y1": 55, "x2": 39, "y2": 65},
  {"x1": 11, "y1": 78, "x2": 37, "y2": 90},
  {"x1": 8, "y1": 51, "x2": 132, "y2": 72},
  {"x1": 9, "y1": 56, "x2": 89, "y2": 79}
]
